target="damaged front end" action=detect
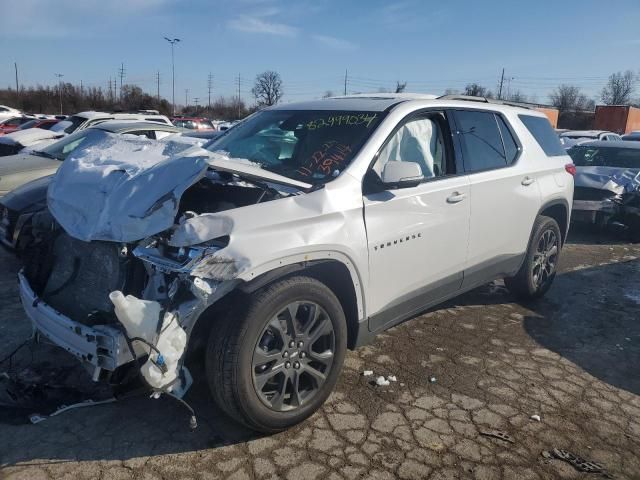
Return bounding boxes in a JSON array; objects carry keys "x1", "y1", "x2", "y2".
[
  {"x1": 19, "y1": 133, "x2": 298, "y2": 395},
  {"x1": 572, "y1": 167, "x2": 640, "y2": 229}
]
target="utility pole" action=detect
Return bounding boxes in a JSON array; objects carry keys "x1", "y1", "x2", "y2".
[
  {"x1": 193, "y1": 97, "x2": 200, "y2": 111},
  {"x1": 164, "y1": 37, "x2": 181, "y2": 116},
  {"x1": 55, "y1": 73, "x2": 64, "y2": 115},
  {"x1": 344, "y1": 69, "x2": 348, "y2": 95},
  {"x1": 118, "y1": 63, "x2": 125, "y2": 102},
  {"x1": 156, "y1": 71, "x2": 161, "y2": 102},
  {"x1": 237, "y1": 73, "x2": 241, "y2": 119},
  {"x1": 185, "y1": 88, "x2": 189, "y2": 110},
  {"x1": 498, "y1": 68, "x2": 505, "y2": 100},
  {"x1": 14, "y1": 62, "x2": 19, "y2": 101},
  {"x1": 207, "y1": 72, "x2": 213, "y2": 113}
]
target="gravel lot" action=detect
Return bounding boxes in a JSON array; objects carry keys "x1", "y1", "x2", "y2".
[{"x1": 1, "y1": 228, "x2": 639, "y2": 480}]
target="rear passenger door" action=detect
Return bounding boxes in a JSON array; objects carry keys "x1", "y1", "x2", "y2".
[{"x1": 451, "y1": 109, "x2": 541, "y2": 288}]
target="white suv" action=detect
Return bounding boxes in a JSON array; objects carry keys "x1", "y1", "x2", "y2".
[{"x1": 19, "y1": 95, "x2": 574, "y2": 432}]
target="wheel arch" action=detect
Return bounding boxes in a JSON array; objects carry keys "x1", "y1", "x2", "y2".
[{"x1": 538, "y1": 198, "x2": 570, "y2": 245}]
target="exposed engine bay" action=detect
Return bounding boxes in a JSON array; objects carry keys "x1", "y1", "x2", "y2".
[{"x1": 22, "y1": 154, "x2": 293, "y2": 397}]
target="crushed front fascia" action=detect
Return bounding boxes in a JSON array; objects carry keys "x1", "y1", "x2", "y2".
[{"x1": 574, "y1": 167, "x2": 640, "y2": 195}]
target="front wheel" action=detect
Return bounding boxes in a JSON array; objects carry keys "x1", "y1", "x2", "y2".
[
  {"x1": 505, "y1": 215, "x2": 562, "y2": 300},
  {"x1": 206, "y1": 276, "x2": 347, "y2": 432}
]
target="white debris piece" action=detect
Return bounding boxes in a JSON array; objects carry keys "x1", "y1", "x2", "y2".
[
  {"x1": 376, "y1": 376, "x2": 390, "y2": 386},
  {"x1": 362, "y1": 370, "x2": 374, "y2": 376},
  {"x1": 387, "y1": 375, "x2": 397, "y2": 382},
  {"x1": 530, "y1": 414, "x2": 541, "y2": 422},
  {"x1": 429, "y1": 376, "x2": 437, "y2": 383}
]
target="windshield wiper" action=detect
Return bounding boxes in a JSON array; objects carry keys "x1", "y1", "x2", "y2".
[{"x1": 31, "y1": 150, "x2": 57, "y2": 160}]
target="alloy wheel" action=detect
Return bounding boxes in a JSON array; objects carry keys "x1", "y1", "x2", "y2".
[
  {"x1": 532, "y1": 229, "x2": 558, "y2": 288},
  {"x1": 252, "y1": 301, "x2": 335, "y2": 412}
]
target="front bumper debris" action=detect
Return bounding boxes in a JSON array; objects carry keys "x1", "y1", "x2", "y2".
[
  {"x1": 571, "y1": 199, "x2": 618, "y2": 224},
  {"x1": 18, "y1": 271, "x2": 134, "y2": 373}
]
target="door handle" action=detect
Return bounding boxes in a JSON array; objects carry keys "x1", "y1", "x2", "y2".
[
  {"x1": 447, "y1": 192, "x2": 467, "y2": 203},
  {"x1": 521, "y1": 176, "x2": 535, "y2": 186}
]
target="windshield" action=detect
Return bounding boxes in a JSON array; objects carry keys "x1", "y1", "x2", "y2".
[
  {"x1": 206, "y1": 109, "x2": 384, "y2": 184},
  {"x1": 51, "y1": 115, "x2": 86, "y2": 134},
  {"x1": 40, "y1": 129, "x2": 108, "y2": 161},
  {"x1": 568, "y1": 145, "x2": 640, "y2": 169}
]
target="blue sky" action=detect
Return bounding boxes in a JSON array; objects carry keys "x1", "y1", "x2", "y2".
[{"x1": 1, "y1": 0, "x2": 640, "y2": 106}]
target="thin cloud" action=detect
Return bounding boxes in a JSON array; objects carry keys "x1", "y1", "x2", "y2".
[
  {"x1": 228, "y1": 15, "x2": 298, "y2": 36},
  {"x1": 312, "y1": 34, "x2": 357, "y2": 51}
]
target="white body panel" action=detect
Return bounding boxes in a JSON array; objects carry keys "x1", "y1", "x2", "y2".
[{"x1": 364, "y1": 175, "x2": 470, "y2": 315}]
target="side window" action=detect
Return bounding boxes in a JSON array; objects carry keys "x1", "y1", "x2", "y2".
[
  {"x1": 496, "y1": 115, "x2": 519, "y2": 164},
  {"x1": 518, "y1": 115, "x2": 565, "y2": 156},
  {"x1": 373, "y1": 115, "x2": 447, "y2": 179},
  {"x1": 454, "y1": 110, "x2": 508, "y2": 172}
]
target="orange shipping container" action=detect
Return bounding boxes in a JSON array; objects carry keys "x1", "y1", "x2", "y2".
[
  {"x1": 594, "y1": 105, "x2": 640, "y2": 134},
  {"x1": 535, "y1": 107, "x2": 559, "y2": 128}
]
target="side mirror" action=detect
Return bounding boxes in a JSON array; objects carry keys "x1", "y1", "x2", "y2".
[{"x1": 381, "y1": 161, "x2": 424, "y2": 188}]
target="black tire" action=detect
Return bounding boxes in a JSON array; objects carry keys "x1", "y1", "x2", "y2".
[
  {"x1": 205, "y1": 275, "x2": 347, "y2": 432},
  {"x1": 505, "y1": 215, "x2": 562, "y2": 301}
]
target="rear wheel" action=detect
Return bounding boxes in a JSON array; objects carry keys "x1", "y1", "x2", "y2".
[
  {"x1": 505, "y1": 215, "x2": 561, "y2": 300},
  {"x1": 206, "y1": 276, "x2": 347, "y2": 432}
]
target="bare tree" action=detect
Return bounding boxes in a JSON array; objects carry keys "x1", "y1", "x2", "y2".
[
  {"x1": 464, "y1": 83, "x2": 493, "y2": 98},
  {"x1": 601, "y1": 70, "x2": 636, "y2": 105},
  {"x1": 506, "y1": 90, "x2": 528, "y2": 103},
  {"x1": 252, "y1": 71, "x2": 283, "y2": 107},
  {"x1": 549, "y1": 85, "x2": 594, "y2": 113},
  {"x1": 395, "y1": 81, "x2": 407, "y2": 93}
]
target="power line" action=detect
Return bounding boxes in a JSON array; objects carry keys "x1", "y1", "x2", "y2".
[
  {"x1": 118, "y1": 62, "x2": 126, "y2": 101},
  {"x1": 207, "y1": 72, "x2": 213, "y2": 111}
]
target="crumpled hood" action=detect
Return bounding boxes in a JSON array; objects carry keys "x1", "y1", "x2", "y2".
[
  {"x1": 0, "y1": 127, "x2": 64, "y2": 147},
  {"x1": 48, "y1": 133, "x2": 211, "y2": 242},
  {"x1": 574, "y1": 166, "x2": 640, "y2": 195}
]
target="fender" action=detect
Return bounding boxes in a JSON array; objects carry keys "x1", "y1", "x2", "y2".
[{"x1": 236, "y1": 250, "x2": 367, "y2": 321}]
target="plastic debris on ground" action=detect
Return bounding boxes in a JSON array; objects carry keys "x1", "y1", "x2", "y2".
[
  {"x1": 530, "y1": 414, "x2": 541, "y2": 422},
  {"x1": 387, "y1": 375, "x2": 397, "y2": 382},
  {"x1": 479, "y1": 429, "x2": 515, "y2": 444},
  {"x1": 375, "y1": 376, "x2": 390, "y2": 386},
  {"x1": 429, "y1": 376, "x2": 437, "y2": 383},
  {"x1": 362, "y1": 370, "x2": 374, "y2": 377},
  {"x1": 542, "y1": 449, "x2": 612, "y2": 478}
]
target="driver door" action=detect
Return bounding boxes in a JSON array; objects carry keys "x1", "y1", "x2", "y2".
[{"x1": 363, "y1": 111, "x2": 470, "y2": 331}]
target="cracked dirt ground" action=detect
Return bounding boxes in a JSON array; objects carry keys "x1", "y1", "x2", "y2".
[{"x1": 1, "y1": 228, "x2": 639, "y2": 480}]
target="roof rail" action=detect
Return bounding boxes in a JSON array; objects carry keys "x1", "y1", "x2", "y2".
[{"x1": 437, "y1": 94, "x2": 534, "y2": 110}]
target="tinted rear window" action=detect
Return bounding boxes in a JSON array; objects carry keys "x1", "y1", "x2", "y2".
[{"x1": 519, "y1": 115, "x2": 565, "y2": 156}]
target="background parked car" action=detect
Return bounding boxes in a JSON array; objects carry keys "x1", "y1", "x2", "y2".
[
  {"x1": 15, "y1": 118, "x2": 59, "y2": 132},
  {"x1": 171, "y1": 116, "x2": 216, "y2": 130},
  {"x1": 0, "y1": 117, "x2": 34, "y2": 135},
  {"x1": 0, "y1": 105, "x2": 22, "y2": 122},
  {"x1": 50, "y1": 111, "x2": 173, "y2": 135},
  {"x1": 568, "y1": 140, "x2": 640, "y2": 237},
  {"x1": 560, "y1": 130, "x2": 622, "y2": 142},
  {"x1": 621, "y1": 131, "x2": 640, "y2": 141}
]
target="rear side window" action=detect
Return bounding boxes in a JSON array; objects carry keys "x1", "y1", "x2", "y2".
[
  {"x1": 454, "y1": 110, "x2": 508, "y2": 172},
  {"x1": 519, "y1": 115, "x2": 565, "y2": 156}
]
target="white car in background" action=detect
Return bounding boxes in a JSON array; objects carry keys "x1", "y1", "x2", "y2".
[
  {"x1": 0, "y1": 105, "x2": 22, "y2": 122},
  {"x1": 0, "y1": 111, "x2": 173, "y2": 156}
]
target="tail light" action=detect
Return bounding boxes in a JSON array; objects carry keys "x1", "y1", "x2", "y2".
[{"x1": 564, "y1": 163, "x2": 576, "y2": 176}]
